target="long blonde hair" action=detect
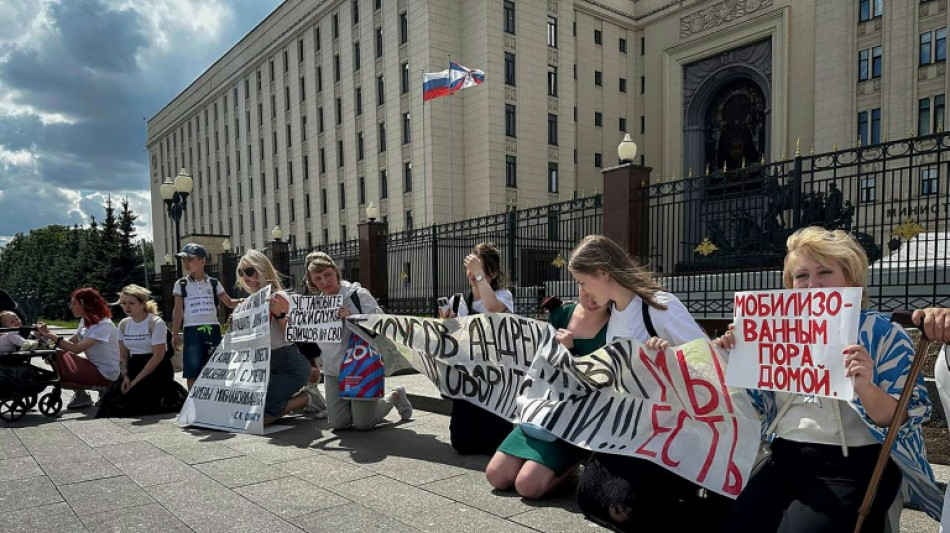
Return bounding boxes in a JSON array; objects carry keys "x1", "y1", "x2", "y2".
[
  {"x1": 236, "y1": 249, "x2": 285, "y2": 293},
  {"x1": 568, "y1": 235, "x2": 667, "y2": 310},
  {"x1": 118, "y1": 284, "x2": 159, "y2": 315},
  {"x1": 783, "y1": 226, "x2": 870, "y2": 307}
]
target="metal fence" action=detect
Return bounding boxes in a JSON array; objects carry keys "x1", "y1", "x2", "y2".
[{"x1": 645, "y1": 133, "x2": 950, "y2": 317}]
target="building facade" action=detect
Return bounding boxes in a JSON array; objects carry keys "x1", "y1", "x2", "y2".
[{"x1": 148, "y1": 0, "x2": 950, "y2": 264}]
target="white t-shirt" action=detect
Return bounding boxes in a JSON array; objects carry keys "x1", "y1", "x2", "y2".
[
  {"x1": 606, "y1": 291, "x2": 707, "y2": 345},
  {"x1": 173, "y1": 276, "x2": 225, "y2": 327},
  {"x1": 118, "y1": 315, "x2": 167, "y2": 356},
  {"x1": 452, "y1": 289, "x2": 515, "y2": 317},
  {"x1": 775, "y1": 393, "x2": 878, "y2": 447},
  {"x1": 76, "y1": 318, "x2": 121, "y2": 380}
]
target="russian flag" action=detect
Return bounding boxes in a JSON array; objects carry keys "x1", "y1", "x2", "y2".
[
  {"x1": 423, "y1": 69, "x2": 453, "y2": 101},
  {"x1": 449, "y1": 62, "x2": 485, "y2": 92}
]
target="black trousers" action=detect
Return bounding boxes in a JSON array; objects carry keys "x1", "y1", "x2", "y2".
[
  {"x1": 449, "y1": 399, "x2": 513, "y2": 455},
  {"x1": 724, "y1": 438, "x2": 902, "y2": 533}
]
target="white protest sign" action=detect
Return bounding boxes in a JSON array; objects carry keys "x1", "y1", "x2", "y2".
[
  {"x1": 725, "y1": 288, "x2": 862, "y2": 400},
  {"x1": 286, "y1": 294, "x2": 344, "y2": 343},
  {"x1": 177, "y1": 286, "x2": 272, "y2": 434}
]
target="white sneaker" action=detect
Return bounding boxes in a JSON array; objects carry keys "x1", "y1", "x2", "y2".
[
  {"x1": 303, "y1": 384, "x2": 328, "y2": 419},
  {"x1": 391, "y1": 386, "x2": 412, "y2": 421},
  {"x1": 67, "y1": 390, "x2": 92, "y2": 410}
]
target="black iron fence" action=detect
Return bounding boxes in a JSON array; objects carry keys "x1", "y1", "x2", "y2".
[{"x1": 645, "y1": 134, "x2": 950, "y2": 317}]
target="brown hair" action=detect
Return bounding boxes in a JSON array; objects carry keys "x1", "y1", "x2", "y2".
[
  {"x1": 568, "y1": 235, "x2": 667, "y2": 310},
  {"x1": 474, "y1": 242, "x2": 507, "y2": 290},
  {"x1": 305, "y1": 251, "x2": 341, "y2": 293}
]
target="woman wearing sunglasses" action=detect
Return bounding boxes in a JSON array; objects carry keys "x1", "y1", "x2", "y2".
[{"x1": 235, "y1": 250, "x2": 312, "y2": 424}]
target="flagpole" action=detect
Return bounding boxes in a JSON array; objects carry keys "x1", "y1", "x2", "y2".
[
  {"x1": 447, "y1": 54, "x2": 454, "y2": 220},
  {"x1": 420, "y1": 68, "x2": 429, "y2": 226}
]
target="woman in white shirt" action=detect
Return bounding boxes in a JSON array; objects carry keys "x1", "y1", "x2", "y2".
[{"x1": 37, "y1": 287, "x2": 120, "y2": 410}]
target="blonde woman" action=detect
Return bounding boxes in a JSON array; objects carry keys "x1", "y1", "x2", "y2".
[
  {"x1": 97, "y1": 285, "x2": 187, "y2": 417},
  {"x1": 306, "y1": 252, "x2": 412, "y2": 430},
  {"x1": 235, "y1": 250, "x2": 313, "y2": 425}
]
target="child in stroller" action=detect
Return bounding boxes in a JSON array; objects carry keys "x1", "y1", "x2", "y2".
[{"x1": 0, "y1": 291, "x2": 63, "y2": 422}]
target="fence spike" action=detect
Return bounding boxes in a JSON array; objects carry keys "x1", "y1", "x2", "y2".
[
  {"x1": 810, "y1": 144, "x2": 815, "y2": 155},
  {"x1": 671, "y1": 170, "x2": 676, "y2": 181},
  {"x1": 741, "y1": 157, "x2": 746, "y2": 168},
  {"x1": 939, "y1": 118, "x2": 944, "y2": 133},
  {"x1": 722, "y1": 161, "x2": 727, "y2": 172},
  {"x1": 833, "y1": 139, "x2": 838, "y2": 151},
  {"x1": 688, "y1": 168, "x2": 693, "y2": 178},
  {"x1": 857, "y1": 136, "x2": 863, "y2": 147},
  {"x1": 705, "y1": 163, "x2": 710, "y2": 176},
  {"x1": 760, "y1": 154, "x2": 765, "y2": 165},
  {"x1": 795, "y1": 138, "x2": 801, "y2": 157},
  {"x1": 593, "y1": 186, "x2": 598, "y2": 194},
  {"x1": 781, "y1": 148, "x2": 786, "y2": 159}
]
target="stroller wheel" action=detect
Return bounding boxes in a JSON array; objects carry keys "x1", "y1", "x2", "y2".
[
  {"x1": 38, "y1": 394, "x2": 62, "y2": 417},
  {"x1": 24, "y1": 394, "x2": 38, "y2": 410},
  {"x1": 0, "y1": 397, "x2": 28, "y2": 422}
]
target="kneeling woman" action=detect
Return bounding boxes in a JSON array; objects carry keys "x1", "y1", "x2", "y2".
[
  {"x1": 236, "y1": 250, "x2": 312, "y2": 425},
  {"x1": 486, "y1": 288, "x2": 608, "y2": 498},
  {"x1": 716, "y1": 227, "x2": 942, "y2": 532}
]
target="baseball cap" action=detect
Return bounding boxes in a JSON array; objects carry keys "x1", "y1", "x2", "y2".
[{"x1": 176, "y1": 243, "x2": 208, "y2": 259}]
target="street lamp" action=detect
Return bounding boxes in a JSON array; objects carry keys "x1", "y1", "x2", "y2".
[
  {"x1": 272, "y1": 225, "x2": 283, "y2": 241},
  {"x1": 366, "y1": 201, "x2": 379, "y2": 222},
  {"x1": 618, "y1": 133, "x2": 638, "y2": 163},
  {"x1": 222, "y1": 238, "x2": 231, "y2": 252},
  {"x1": 161, "y1": 168, "x2": 194, "y2": 278},
  {"x1": 163, "y1": 253, "x2": 173, "y2": 265}
]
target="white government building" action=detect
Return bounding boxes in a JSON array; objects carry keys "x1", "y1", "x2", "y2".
[{"x1": 147, "y1": 0, "x2": 949, "y2": 263}]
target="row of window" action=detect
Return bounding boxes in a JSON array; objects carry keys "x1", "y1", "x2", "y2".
[{"x1": 858, "y1": 165, "x2": 941, "y2": 204}]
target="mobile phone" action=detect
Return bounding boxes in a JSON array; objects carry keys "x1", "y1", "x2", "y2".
[{"x1": 438, "y1": 296, "x2": 450, "y2": 313}]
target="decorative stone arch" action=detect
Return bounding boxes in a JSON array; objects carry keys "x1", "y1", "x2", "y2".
[{"x1": 683, "y1": 39, "x2": 772, "y2": 180}]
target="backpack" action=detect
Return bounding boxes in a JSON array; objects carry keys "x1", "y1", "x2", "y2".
[
  {"x1": 451, "y1": 291, "x2": 476, "y2": 316},
  {"x1": 177, "y1": 277, "x2": 220, "y2": 305},
  {"x1": 118, "y1": 314, "x2": 175, "y2": 360}
]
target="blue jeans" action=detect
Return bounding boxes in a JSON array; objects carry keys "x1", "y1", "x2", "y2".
[
  {"x1": 264, "y1": 345, "x2": 311, "y2": 417},
  {"x1": 182, "y1": 325, "x2": 222, "y2": 379}
]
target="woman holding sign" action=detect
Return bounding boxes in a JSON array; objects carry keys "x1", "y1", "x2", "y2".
[
  {"x1": 486, "y1": 287, "x2": 607, "y2": 498},
  {"x1": 235, "y1": 250, "x2": 313, "y2": 425},
  {"x1": 305, "y1": 252, "x2": 413, "y2": 430},
  {"x1": 567, "y1": 235, "x2": 731, "y2": 532},
  {"x1": 716, "y1": 227, "x2": 942, "y2": 532}
]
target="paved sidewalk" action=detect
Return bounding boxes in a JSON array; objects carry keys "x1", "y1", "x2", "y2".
[{"x1": 0, "y1": 373, "x2": 943, "y2": 532}]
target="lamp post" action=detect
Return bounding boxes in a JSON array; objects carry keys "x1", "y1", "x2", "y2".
[
  {"x1": 618, "y1": 133, "x2": 638, "y2": 163},
  {"x1": 359, "y1": 201, "x2": 387, "y2": 308},
  {"x1": 160, "y1": 168, "x2": 194, "y2": 278},
  {"x1": 603, "y1": 134, "x2": 651, "y2": 259}
]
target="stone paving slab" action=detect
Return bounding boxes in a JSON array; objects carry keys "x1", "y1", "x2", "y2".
[
  {"x1": 290, "y1": 502, "x2": 416, "y2": 533},
  {"x1": 58, "y1": 475, "x2": 155, "y2": 516},
  {"x1": 194, "y1": 456, "x2": 288, "y2": 488},
  {"x1": 80, "y1": 502, "x2": 192, "y2": 533},
  {"x1": 0, "y1": 456, "x2": 44, "y2": 482},
  {"x1": 0, "y1": 475, "x2": 63, "y2": 512},
  {"x1": 234, "y1": 476, "x2": 349, "y2": 518},
  {"x1": 276, "y1": 453, "x2": 377, "y2": 487},
  {"x1": 0, "y1": 502, "x2": 85, "y2": 533}
]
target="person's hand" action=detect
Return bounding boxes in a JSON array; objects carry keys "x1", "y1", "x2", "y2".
[
  {"x1": 555, "y1": 328, "x2": 575, "y2": 349},
  {"x1": 338, "y1": 306, "x2": 351, "y2": 319},
  {"x1": 172, "y1": 332, "x2": 182, "y2": 352},
  {"x1": 645, "y1": 337, "x2": 670, "y2": 350},
  {"x1": 912, "y1": 308, "x2": 950, "y2": 343},
  {"x1": 438, "y1": 308, "x2": 456, "y2": 319},
  {"x1": 464, "y1": 254, "x2": 485, "y2": 279},
  {"x1": 36, "y1": 322, "x2": 50, "y2": 338},
  {"x1": 121, "y1": 375, "x2": 132, "y2": 394},
  {"x1": 713, "y1": 324, "x2": 737, "y2": 350},
  {"x1": 844, "y1": 344, "x2": 875, "y2": 394}
]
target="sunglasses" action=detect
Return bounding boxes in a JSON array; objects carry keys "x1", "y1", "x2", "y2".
[{"x1": 240, "y1": 267, "x2": 257, "y2": 277}]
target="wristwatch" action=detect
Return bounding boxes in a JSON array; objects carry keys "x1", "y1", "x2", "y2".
[{"x1": 474, "y1": 274, "x2": 485, "y2": 283}]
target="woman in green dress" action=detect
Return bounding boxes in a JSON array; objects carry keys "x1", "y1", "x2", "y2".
[{"x1": 485, "y1": 288, "x2": 609, "y2": 498}]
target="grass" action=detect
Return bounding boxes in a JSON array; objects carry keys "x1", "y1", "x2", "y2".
[{"x1": 39, "y1": 318, "x2": 79, "y2": 329}]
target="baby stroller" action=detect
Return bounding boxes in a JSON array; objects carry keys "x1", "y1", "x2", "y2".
[{"x1": 0, "y1": 289, "x2": 63, "y2": 422}]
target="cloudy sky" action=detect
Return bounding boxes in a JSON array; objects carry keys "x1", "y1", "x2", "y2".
[{"x1": 0, "y1": 0, "x2": 283, "y2": 245}]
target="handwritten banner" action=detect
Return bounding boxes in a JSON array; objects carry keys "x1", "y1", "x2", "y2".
[
  {"x1": 725, "y1": 288, "x2": 862, "y2": 399},
  {"x1": 177, "y1": 286, "x2": 272, "y2": 434},
  {"x1": 286, "y1": 294, "x2": 344, "y2": 343}
]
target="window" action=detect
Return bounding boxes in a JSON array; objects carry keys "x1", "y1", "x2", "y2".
[
  {"x1": 288, "y1": 161, "x2": 294, "y2": 183},
  {"x1": 505, "y1": 155, "x2": 516, "y2": 187},
  {"x1": 594, "y1": 29, "x2": 602, "y2": 45},
  {"x1": 548, "y1": 163, "x2": 558, "y2": 193},
  {"x1": 379, "y1": 122, "x2": 387, "y2": 152},
  {"x1": 938, "y1": 29, "x2": 947, "y2": 62},
  {"x1": 403, "y1": 161, "x2": 412, "y2": 192},
  {"x1": 504, "y1": 1, "x2": 515, "y2": 34},
  {"x1": 594, "y1": 153, "x2": 602, "y2": 168},
  {"x1": 332, "y1": 13, "x2": 339, "y2": 39},
  {"x1": 871, "y1": 46, "x2": 882, "y2": 78},
  {"x1": 859, "y1": 0, "x2": 882, "y2": 22},
  {"x1": 504, "y1": 52, "x2": 516, "y2": 86},
  {"x1": 619, "y1": 38, "x2": 627, "y2": 53},
  {"x1": 305, "y1": 194, "x2": 311, "y2": 217},
  {"x1": 256, "y1": 69, "x2": 262, "y2": 91},
  {"x1": 359, "y1": 176, "x2": 366, "y2": 204},
  {"x1": 919, "y1": 98, "x2": 932, "y2": 136},
  {"x1": 320, "y1": 148, "x2": 326, "y2": 173},
  {"x1": 375, "y1": 0, "x2": 380, "y2": 11},
  {"x1": 375, "y1": 27, "x2": 383, "y2": 58},
  {"x1": 923, "y1": 29, "x2": 948, "y2": 65},
  {"x1": 405, "y1": 211, "x2": 413, "y2": 230},
  {"x1": 380, "y1": 169, "x2": 388, "y2": 198},
  {"x1": 547, "y1": 17, "x2": 557, "y2": 48},
  {"x1": 357, "y1": 131, "x2": 364, "y2": 160},
  {"x1": 548, "y1": 114, "x2": 558, "y2": 145},
  {"x1": 871, "y1": 107, "x2": 881, "y2": 144},
  {"x1": 271, "y1": 94, "x2": 276, "y2": 118},
  {"x1": 594, "y1": 112, "x2": 602, "y2": 127},
  {"x1": 317, "y1": 66, "x2": 323, "y2": 92},
  {"x1": 321, "y1": 188, "x2": 328, "y2": 213},
  {"x1": 314, "y1": 27, "x2": 321, "y2": 51},
  {"x1": 921, "y1": 167, "x2": 940, "y2": 195},
  {"x1": 399, "y1": 11, "x2": 408, "y2": 44},
  {"x1": 337, "y1": 140, "x2": 344, "y2": 167},
  {"x1": 335, "y1": 97, "x2": 342, "y2": 125},
  {"x1": 303, "y1": 155, "x2": 309, "y2": 180},
  {"x1": 934, "y1": 94, "x2": 945, "y2": 132},
  {"x1": 640, "y1": 76, "x2": 645, "y2": 94},
  {"x1": 352, "y1": 0, "x2": 359, "y2": 25},
  {"x1": 285, "y1": 86, "x2": 291, "y2": 110},
  {"x1": 339, "y1": 182, "x2": 346, "y2": 208},
  {"x1": 377, "y1": 75, "x2": 385, "y2": 105},
  {"x1": 301, "y1": 115, "x2": 308, "y2": 141},
  {"x1": 640, "y1": 115, "x2": 645, "y2": 133},
  {"x1": 334, "y1": 54, "x2": 341, "y2": 82},
  {"x1": 921, "y1": 32, "x2": 933, "y2": 66},
  {"x1": 619, "y1": 117, "x2": 627, "y2": 131},
  {"x1": 860, "y1": 176, "x2": 876, "y2": 202},
  {"x1": 402, "y1": 112, "x2": 411, "y2": 143},
  {"x1": 286, "y1": 124, "x2": 292, "y2": 147},
  {"x1": 401, "y1": 62, "x2": 410, "y2": 94},
  {"x1": 594, "y1": 71, "x2": 602, "y2": 86},
  {"x1": 318, "y1": 107, "x2": 325, "y2": 132},
  {"x1": 857, "y1": 110, "x2": 869, "y2": 145},
  {"x1": 353, "y1": 42, "x2": 361, "y2": 70},
  {"x1": 272, "y1": 131, "x2": 277, "y2": 153},
  {"x1": 547, "y1": 67, "x2": 558, "y2": 96},
  {"x1": 619, "y1": 78, "x2": 627, "y2": 93},
  {"x1": 505, "y1": 104, "x2": 516, "y2": 137},
  {"x1": 356, "y1": 87, "x2": 363, "y2": 116},
  {"x1": 298, "y1": 39, "x2": 304, "y2": 62}
]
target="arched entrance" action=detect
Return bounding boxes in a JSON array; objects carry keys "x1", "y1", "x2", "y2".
[{"x1": 704, "y1": 78, "x2": 767, "y2": 173}]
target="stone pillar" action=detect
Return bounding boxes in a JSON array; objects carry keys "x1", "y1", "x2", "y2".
[
  {"x1": 358, "y1": 220, "x2": 388, "y2": 306},
  {"x1": 266, "y1": 239, "x2": 290, "y2": 281},
  {"x1": 160, "y1": 263, "x2": 177, "y2": 321},
  {"x1": 217, "y1": 252, "x2": 238, "y2": 322},
  {"x1": 601, "y1": 163, "x2": 653, "y2": 259}
]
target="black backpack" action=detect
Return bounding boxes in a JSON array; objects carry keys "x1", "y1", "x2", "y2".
[{"x1": 177, "y1": 277, "x2": 220, "y2": 306}]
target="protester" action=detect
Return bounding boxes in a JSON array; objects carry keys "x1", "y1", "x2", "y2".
[
  {"x1": 438, "y1": 242, "x2": 516, "y2": 454},
  {"x1": 36, "y1": 288, "x2": 120, "y2": 409},
  {"x1": 234, "y1": 250, "x2": 314, "y2": 425},
  {"x1": 304, "y1": 252, "x2": 412, "y2": 430},
  {"x1": 171, "y1": 243, "x2": 240, "y2": 390},
  {"x1": 715, "y1": 227, "x2": 942, "y2": 532},
  {"x1": 0, "y1": 310, "x2": 38, "y2": 353},
  {"x1": 912, "y1": 307, "x2": 950, "y2": 532},
  {"x1": 486, "y1": 288, "x2": 607, "y2": 498},
  {"x1": 96, "y1": 285, "x2": 187, "y2": 418},
  {"x1": 567, "y1": 234, "x2": 730, "y2": 532}
]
